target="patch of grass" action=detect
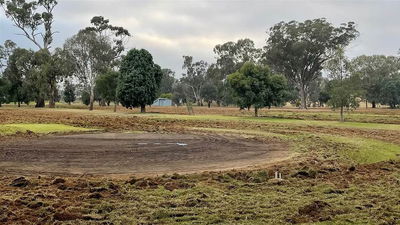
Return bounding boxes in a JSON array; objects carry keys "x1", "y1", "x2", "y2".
[
  {"x1": 192, "y1": 126, "x2": 400, "y2": 164},
  {"x1": 136, "y1": 113, "x2": 400, "y2": 131},
  {"x1": 322, "y1": 135, "x2": 400, "y2": 164},
  {"x1": 0, "y1": 123, "x2": 94, "y2": 135}
]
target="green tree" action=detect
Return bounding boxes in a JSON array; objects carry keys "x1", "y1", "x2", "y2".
[
  {"x1": 0, "y1": 77, "x2": 10, "y2": 106},
  {"x1": 380, "y1": 76, "x2": 400, "y2": 108},
  {"x1": 95, "y1": 70, "x2": 119, "y2": 112},
  {"x1": 228, "y1": 62, "x2": 288, "y2": 117},
  {"x1": 81, "y1": 90, "x2": 90, "y2": 106},
  {"x1": 159, "y1": 68, "x2": 176, "y2": 94},
  {"x1": 172, "y1": 81, "x2": 190, "y2": 106},
  {"x1": 349, "y1": 55, "x2": 400, "y2": 108},
  {"x1": 64, "y1": 29, "x2": 114, "y2": 111},
  {"x1": 201, "y1": 81, "x2": 218, "y2": 108},
  {"x1": 181, "y1": 56, "x2": 208, "y2": 106},
  {"x1": 63, "y1": 80, "x2": 75, "y2": 105},
  {"x1": 0, "y1": 40, "x2": 17, "y2": 71},
  {"x1": 1, "y1": 0, "x2": 58, "y2": 50},
  {"x1": 85, "y1": 16, "x2": 131, "y2": 65},
  {"x1": 1, "y1": 0, "x2": 62, "y2": 108},
  {"x1": 210, "y1": 38, "x2": 262, "y2": 106},
  {"x1": 117, "y1": 49, "x2": 162, "y2": 113},
  {"x1": 265, "y1": 18, "x2": 358, "y2": 109},
  {"x1": 325, "y1": 49, "x2": 361, "y2": 122},
  {"x1": 3, "y1": 48, "x2": 34, "y2": 107}
]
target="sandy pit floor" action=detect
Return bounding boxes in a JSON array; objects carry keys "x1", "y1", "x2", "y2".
[{"x1": 0, "y1": 132, "x2": 288, "y2": 176}]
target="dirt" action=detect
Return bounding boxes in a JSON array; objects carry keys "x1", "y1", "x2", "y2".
[{"x1": 0, "y1": 132, "x2": 288, "y2": 176}]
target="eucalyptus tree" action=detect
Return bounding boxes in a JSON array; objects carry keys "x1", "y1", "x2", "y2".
[
  {"x1": 181, "y1": 56, "x2": 208, "y2": 106},
  {"x1": 265, "y1": 18, "x2": 358, "y2": 109},
  {"x1": 63, "y1": 30, "x2": 115, "y2": 110},
  {"x1": 63, "y1": 17, "x2": 130, "y2": 111},
  {"x1": 85, "y1": 16, "x2": 131, "y2": 67},
  {"x1": 0, "y1": 77, "x2": 10, "y2": 106},
  {"x1": 1, "y1": 0, "x2": 64, "y2": 107},
  {"x1": 159, "y1": 68, "x2": 176, "y2": 95},
  {"x1": 0, "y1": 40, "x2": 17, "y2": 71},
  {"x1": 0, "y1": 0, "x2": 58, "y2": 50},
  {"x1": 349, "y1": 55, "x2": 400, "y2": 108}
]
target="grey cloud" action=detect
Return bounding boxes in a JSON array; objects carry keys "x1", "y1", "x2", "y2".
[{"x1": 1, "y1": 0, "x2": 400, "y2": 75}]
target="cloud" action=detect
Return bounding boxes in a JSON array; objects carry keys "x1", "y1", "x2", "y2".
[{"x1": 1, "y1": 0, "x2": 399, "y2": 75}]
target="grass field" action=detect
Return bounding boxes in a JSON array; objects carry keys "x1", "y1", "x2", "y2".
[{"x1": 0, "y1": 105, "x2": 399, "y2": 224}]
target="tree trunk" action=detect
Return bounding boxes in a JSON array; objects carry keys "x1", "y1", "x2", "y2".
[
  {"x1": 18, "y1": 101, "x2": 20, "y2": 107},
  {"x1": 35, "y1": 98, "x2": 45, "y2": 108},
  {"x1": 365, "y1": 100, "x2": 368, "y2": 109},
  {"x1": 340, "y1": 106, "x2": 344, "y2": 122},
  {"x1": 254, "y1": 107, "x2": 259, "y2": 117},
  {"x1": 372, "y1": 101, "x2": 376, "y2": 108},
  {"x1": 299, "y1": 85, "x2": 307, "y2": 109},
  {"x1": 113, "y1": 102, "x2": 117, "y2": 112},
  {"x1": 89, "y1": 85, "x2": 94, "y2": 111},
  {"x1": 140, "y1": 104, "x2": 146, "y2": 113},
  {"x1": 208, "y1": 101, "x2": 211, "y2": 108},
  {"x1": 68, "y1": 102, "x2": 71, "y2": 105},
  {"x1": 48, "y1": 82, "x2": 56, "y2": 108}
]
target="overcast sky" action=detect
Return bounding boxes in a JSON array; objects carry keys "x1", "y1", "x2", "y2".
[{"x1": 1, "y1": 0, "x2": 399, "y2": 75}]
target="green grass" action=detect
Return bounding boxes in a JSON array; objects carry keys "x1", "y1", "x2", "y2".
[
  {"x1": 135, "y1": 113, "x2": 400, "y2": 131},
  {"x1": 322, "y1": 135, "x2": 400, "y2": 164},
  {"x1": 191, "y1": 126, "x2": 400, "y2": 164},
  {"x1": 0, "y1": 123, "x2": 94, "y2": 135}
]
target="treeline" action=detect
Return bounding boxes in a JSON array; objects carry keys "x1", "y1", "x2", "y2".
[{"x1": 1, "y1": 0, "x2": 399, "y2": 119}]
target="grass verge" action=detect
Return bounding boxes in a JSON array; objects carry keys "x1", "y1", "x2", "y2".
[{"x1": 0, "y1": 123, "x2": 95, "y2": 135}]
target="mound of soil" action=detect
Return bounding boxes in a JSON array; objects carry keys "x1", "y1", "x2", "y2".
[{"x1": 0, "y1": 132, "x2": 287, "y2": 176}]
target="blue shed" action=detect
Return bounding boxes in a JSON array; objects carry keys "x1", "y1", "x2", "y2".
[{"x1": 152, "y1": 98, "x2": 172, "y2": 106}]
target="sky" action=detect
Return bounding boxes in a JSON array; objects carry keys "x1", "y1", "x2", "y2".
[{"x1": 1, "y1": 0, "x2": 399, "y2": 75}]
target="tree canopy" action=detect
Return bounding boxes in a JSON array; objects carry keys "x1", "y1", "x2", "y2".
[
  {"x1": 117, "y1": 48, "x2": 162, "y2": 113},
  {"x1": 228, "y1": 62, "x2": 288, "y2": 116},
  {"x1": 265, "y1": 18, "x2": 359, "y2": 109}
]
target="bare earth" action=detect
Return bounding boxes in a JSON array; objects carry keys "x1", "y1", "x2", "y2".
[{"x1": 0, "y1": 132, "x2": 288, "y2": 176}]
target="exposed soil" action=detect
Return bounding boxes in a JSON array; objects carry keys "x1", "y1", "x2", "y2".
[{"x1": 0, "y1": 132, "x2": 288, "y2": 176}]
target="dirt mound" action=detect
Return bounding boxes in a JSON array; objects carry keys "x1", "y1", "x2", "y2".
[{"x1": 0, "y1": 132, "x2": 288, "y2": 176}]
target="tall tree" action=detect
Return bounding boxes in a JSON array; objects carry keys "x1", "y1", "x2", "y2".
[
  {"x1": 64, "y1": 29, "x2": 114, "y2": 110},
  {"x1": 0, "y1": 77, "x2": 10, "y2": 106},
  {"x1": 0, "y1": 40, "x2": 17, "y2": 71},
  {"x1": 1, "y1": 0, "x2": 60, "y2": 107},
  {"x1": 181, "y1": 56, "x2": 208, "y2": 106},
  {"x1": 84, "y1": 16, "x2": 131, "y2": 67},
  {"x1": 1, "y1": 0, "x2": 57, "y2": 50},
  {"x1": 117, "y1": 48, "x2": 162, "y2": 113},
  {"x1": 228, "y1": 62, "x2": 288, "y2": 117},
  {"x1": 265, "y1": 18, "x2": 358, "y2": 109},
  {"x1": 210, "y1": 38, "x2": 262, "y2": 106},
  {"x1": 3, "y1": 48, "x2": 34, "y2": 107},
  {"x1": 159, "y1": 68, "x2": 176, "y2": 94}
]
